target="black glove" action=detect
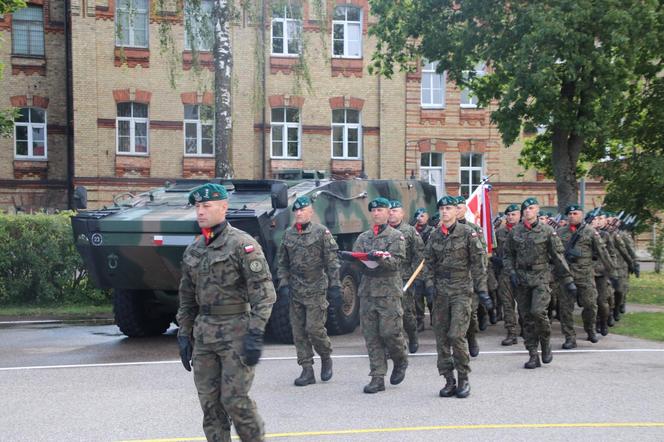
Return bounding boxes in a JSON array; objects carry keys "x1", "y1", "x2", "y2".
[
  {"x1": 425, "y1": 286, "x2": 436, "y2": 304},
  {"x1": 327, "y1": 286, "x2": 342, "y2": 306},
  {"x1": 243, "y1": 329, "x2": 264, "y2": 366},
  {"x1": 477, "y1": 291, "x2": 494, "y2": 310},
  {"x1": 509, "y1": 271, "x2": 519, "y2": 288},
  {"x1": 177, "y1": 335, "x2": 193, "y2": 372},
  {"x1": 278, "y1": 285, "x2": 290, "y2": 298},
  {"x1": 609, "y1": 277, "x2": 620, "y2": 290},
  {"x1": 634, "y1": 262, "x2": 641, "y2": 278},
  {"x1": 565, "y1": 282, "x2": 580, "y2": 307}
]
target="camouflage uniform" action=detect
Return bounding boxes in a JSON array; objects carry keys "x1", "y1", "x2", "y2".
[
  {"x1": 458, "y1": 219, "x2": 486, "y2": 352},
  {"x1": 594, "y1": 229, "x2": 618, "y2": 333},
  {"x1": 393, "y1": 222, "x2": 425, "y2": 349},
  {"x1": 614, "y1": 231, "x2": 637, "y2": 313},
  {"x1": 177, "y1": 222, "x2": 276, "y2": 442},
  {"x1": 494, "y1": 223, "x2": 518, "y2": 340},
  {"x1": 277, "y1": 222, "x2": 340, "y2": 368},
  {"x1": 504, "y1": 220, "x2": 572, "y2": 360},
  {"x1": 557, "y1": 223, "x2": 616, "y2": 341},
  {"x1": 353, "y1": 225, "x2": 408, "y2": 379},
  {"x1": 414, "y1": 223, "x2": 434, "y2": 327},
  {"x1": 424, "y1": 222, "x2": 487, "y2": 380}
]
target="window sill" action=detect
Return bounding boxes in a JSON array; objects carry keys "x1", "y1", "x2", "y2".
[
  {"x1": 116, "y1": 152, "x2": 150, "y2": 157},
  {"x1": 114, "y1": 47, "x2": 150, "y2": 68},
  {"x1": 182, "y1": 51, "x2": 213, "y2": 71},
  {"x1": 420, "y1": 108, "x2": 446, "y2": 125},
  {"x1": 183, "y1": 157, "x2": 214, "y2": 178},
  {"x1": 331, "y1": 58, "x2": 363, "y2": 78},
  {"x1": 11, "y1": 55, "x2": 46, "y2": 76},
  {"x1": 460, "y1": 104, "x2": 479, "y2": 109},
  {"x1": 14, "y1": 160, "x2": 48, "y2": 179},
  {"x1": 330, "y1": 158, "x2": 362, "y2": 178},
  {"x1": 270, "y1": 56, "x2": 300, "y2": 75},
  {"x1": 115, "y1": 155, "x2": 151, "y2": 177}
]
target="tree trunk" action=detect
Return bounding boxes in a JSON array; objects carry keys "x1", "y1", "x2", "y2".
[
  {"x1": 551, "y1": 126, "x2": 581, "y2": 213},
  {"x1": 213, "y1": 0, "x2": 233, "y2": 179}
]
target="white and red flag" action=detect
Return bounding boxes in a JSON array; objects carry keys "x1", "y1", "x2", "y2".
[
  {"x1": 464, "y1": 179, "x2": 495, "y2": 254},
  {"x1": 338, "y1": 251, "x2": 392, "y2": 269}
]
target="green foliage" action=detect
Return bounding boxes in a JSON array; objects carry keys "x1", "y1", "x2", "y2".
[
  {"x1": 0, "y1": 213, "x2": 110, "y2": 306},
  {"x1": 648, "y1": 226, "x2": 664, "y2": 274},
  {"x1": 626, "y1": 272, "x2": 664, "y2": 304},
  {"x1": 613, "y1": 312, "x2": 664, "y2": 342},
  {"x1": 0, "y1": 0, "x2": 27, "y2": 138}
]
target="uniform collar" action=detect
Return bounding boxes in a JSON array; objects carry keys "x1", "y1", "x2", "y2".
[
  {"x1": 373, "y1": 224, "x2": 388, "y2": 236},
  {"x1": 202, "y1": 221, "x2": 228, "y2": 246},
  {"x1": 295, "y1": 222, "x2": 311, "y2": 233}
]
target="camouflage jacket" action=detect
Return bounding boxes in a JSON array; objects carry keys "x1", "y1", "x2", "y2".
[
  {"x1": 415, "y1": 223, "x2": 434, "y2": 244},
  {"x1": 493, "y1": 223, "x2": 515, "y2": 275},
  {"x1": 557, "y1": 223, "x2": 617, "y2": 279},
  {"x1": 612, "y1": 230, "x2": 636, "y2": 272},
  {"x1": 503, "y1": 220, "x2": 573, "y2": 287},
  {"x1": 594, "y1": 230, "x2": 618, "y2": 277},
  {"x1": 276, "y1": 222, "x2": 341, "y2": 295},
  {"x1": 177, "y1": 222, "x2": 276, "y2": 344},
  {"x1": 392, "y1": 222, "x2": 425, "y2": 281},
  {"x1": 423, "y1": 222, "x2": 487, "y2": 294},
  {"x1": 352, "y1": 225, "x2": 406, "y2": 298}
]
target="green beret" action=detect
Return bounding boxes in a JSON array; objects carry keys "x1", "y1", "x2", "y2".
[
  {"x1": 188, "y1": 183, "x2": 228, "y2": 205},
  {"x1": 521, "y1": 197, "x2": 539, "y2": 210},
  {"x1": 414, "y1": 207, "x2": 427, "y2": 217},
  {"x1": 564, "y1": 204, "x2": 583, "y2": 215},
  {"x1": 437, "y1": 195, "x2": 457, "y2": 208},
  {"x1": 605, "y1": 211, "x2": 616, "y2": 217},
  {"x1": 389, "y1": 200, "x2": 403, "y2": 209},
  {"x1": 504, "y1": 204, "x2": 520, "y2": 214},
  {"x1": 368, "y1": 197, "x2": 391, "y2": 211},
  {"x1": 455, "y1": 196, "x2": 466, "y2": 205},
  {"x1": 292, "y1": 196, "x2": 312, "y2": 211}
]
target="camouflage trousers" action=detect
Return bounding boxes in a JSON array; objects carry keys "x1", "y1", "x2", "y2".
[
  {"x1": 432, "y1": 287, "x2": 472, "y2": 377},
  {"x1": 289, "y1": 293, "x2": 332, "y2": 367},
  {"x1": 359, "y1": 296, "x2": 407, "y2": 377},
  {"x1": 193, "y1": 339, "x2": 264, "y2": 442},
  {"x1": 466, "y1": 294, "x2": 480, "y2": 339},
  {"x1": 559, "y1": 273, "x2": 597, "y2": 338},
  {"x1": 401, "y1": 282, "x2": 418, "y2": 344},
  {"x1": 414, "y1": 281, "x2": 433, "y2": 324},
  {"x1": 514, "y1": 281, "x2": 551, "y2": 353},
  {"x1": 595, "y1": 274, "x2": 611, "y2": 326},
  {"x1": 497, "y1": 272, "x2": 517, "y2": 334},
  {"x1": 615, "y1": 267, "x2": 630, "y2": 311}
]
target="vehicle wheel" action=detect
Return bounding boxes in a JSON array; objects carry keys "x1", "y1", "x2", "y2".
[
  {"x1": 326, "y1": 263, "x2": 360, "y2": 335},
  {"x1": 113, "y1": 289, "x2": 173, "y2": 337},
  {"x1": 267, "y1": 288, "x2": 294, "y2": 344}
]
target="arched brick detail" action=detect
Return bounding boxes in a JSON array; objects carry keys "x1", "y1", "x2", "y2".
[
  {"x1": 32, "y1": 95, "x2": 49, "y2": 109},
  {"x1": 10, "y1": 96, "x2": 28, "y2": 107},
  {"x1": 458, "y1": 140, "x2": 488, "y2": 153},
  {"x1": 417, "y1": 139, "x2": 450, "y2": 152},
  {"x1": 181, "y1": 92, "x2": 215, "y2": 106},
  {"x1": 113, "y1": 88, "x2": 151, "y2": 103},
  {"x1": 10, "y1": 95, "x2": 49, "y2": 109},
  {"x1": 181, "y1": 92, "x2": 197, "y2": 105},
  {"x1": 329, "y1": 96, "x2": 364, "y2": 110},
  {"x1": 112, "y1": 89, "x2": 130, "y2": 103},
  {"x1": 268, "y1": 95, "x2": 305, "y2": 108}
]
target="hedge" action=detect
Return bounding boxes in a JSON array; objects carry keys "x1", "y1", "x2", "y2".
[{"x1": 0, "y1": 212, "x2": 110, "y2": 305}]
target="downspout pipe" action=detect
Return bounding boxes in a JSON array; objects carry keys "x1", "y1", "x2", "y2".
[
  {"x1": 64, "y1": 0, "x2": 75, "y2": 209},
  {"x1": 260, "y1": 0, "x2": 267, "y2": 179}
]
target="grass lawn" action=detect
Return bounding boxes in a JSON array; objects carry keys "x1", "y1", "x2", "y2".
[
  {"x1": 613, "y1": 312, "x2": 664, "y2": 342},
  {"x1": 0, "y1": 304, "x2": 112, "y2": 320},
  {"x1": 627, "y1": 271, "x2": 664, "y2": 305}
]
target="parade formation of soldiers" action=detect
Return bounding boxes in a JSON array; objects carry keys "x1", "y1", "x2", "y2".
[{"x1": 176, "y1": 183, "x2": 641, "y2": 442}]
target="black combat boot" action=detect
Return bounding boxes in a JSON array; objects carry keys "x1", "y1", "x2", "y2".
[
  {"x1": 468, "y1": 335, "x2": 480, "y2": 357},
  {"x1": 489, "y1": 307, "x2": 498, "y2": 325},
  {"x1": 320, "y1": 357, "x2": 333, "y2": 382},
  {"x1": 501, "y1": 333, "x2": 517, "y2": 346},
  {"x1": 294, "y1": 366, "x2": 316, "y2": 386},
  {"x1": 607, "y1": 315, "x2": 615, "y2": 327},
  {"x1": 417, "y1": 318, "x2": 425, "y2": 332},
  {"x1": 439, "y1": 374, "x2": 457, "y2": 397},
  {"x1": 599, "y1": 321, "x2": 609, "y2": 337},
  {"x1": 524, "y1": 352, "x2": 541, "y2": 369},
  {"x1": 479, "y1": 309, "x2": 489, "y2": 331},
  {"x1": 562, "y1": 336, "x2": 577, "y2": 350},
  {"x1": 613, "y1": 307, "x2": 621, "y2": 322},
  {"x1": 455, "y1": 376, "x2": 471, "y2": 398},
  {"x1": 540, "y1": 339, "x2": 553, "y2": 364},
  {"x1": 363, "y1": 377, "x2": 385, "y2": 394},
  {"x1": 587, "y1": 331, "x2": 599, "y2": 343},
  {"x1": 408, "y1": 336, "x2": 419, "y2": 354},
  {"x1": 390, "y1": 359, "x2": 408, "y2": 385},
  {"x1": 620, "y1": 303, "x2": 626, "y2": 313}
]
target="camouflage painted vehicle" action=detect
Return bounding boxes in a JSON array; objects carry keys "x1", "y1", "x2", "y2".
[{"x1": 71, "y1": 178, "x2": 437, "y2": 342}]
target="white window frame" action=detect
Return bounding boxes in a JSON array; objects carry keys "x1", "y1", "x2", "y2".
[
  {"x1": 270, "y1": 107, "x2": 301, "y2": 159},
  {"x1": 14, "y1": 107, "x2": 47, "y2": 159},
  {"x1": 459, "y1": 152, "x2": 484, "y2": 199},
  {"x1": 420, "y1": 152, "x2": 444, "y2": 198},
  {"x1": 183, "y1": 105, "x2": 214, "y2": 157},
  {"x1": 271, "y1": 5, "x2": 302, "y2": 56},
  {"x1": 115, "y1": 0, "x2": 149, "y2": 48},
  {"x1": 421, "y1": 61, "x2": 446, "y2": 109},
  {"x1": 331, "y1": 109, "x2": 362, "y2": 160},
  {"x1": 460, "y1": 63, "x2": 486, "y2": 108},
  {"x1": 11, "y1": 5, "x2": 45, "y2": 57},
  {"x1": 184, "y1": 0, "x2": 213, "y2": 51},
  {"x1": 116, "y1": 102, "x2": 149, "y2": 156},
  {"x1": 332, "y1": 6, "x2": 362, "y2": 59}
]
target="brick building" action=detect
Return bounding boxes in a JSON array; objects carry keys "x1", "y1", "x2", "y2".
[{"x1": 0, "y1": 0, "x2": 608, "y2": 212}]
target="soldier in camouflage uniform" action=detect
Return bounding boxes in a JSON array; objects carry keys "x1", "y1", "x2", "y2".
[
  {"x1": 389, "y1": 200, "x2": 425, "y2": 353},
  {"x1": 413, "y1": 208, "x2": 434, "y2": 331},
  {"x1": 504, "y1": 197, "x2": 574, "y2": 369},
  {"x1": 589, "y1": 211, "x2": 618, "y2": 334},
  {"x1": 557, "y1": 204, "x2": 618, "y2": 348},
  {"x1": 609, "y1": 215, "x2": 639, "y2": 318},
  {"x1": 350, "y1": 197, "x2": 408, "y2": 394},
  {"x1": 493, "y1": 204, "x2": 521, "y2": 346},
  {"x1": 277, "y1": 196, "x2": 341, "y2": 387},
  {"x1": 423, "y1": 195, "x2": 490, "y2": 398},
  {"x1": 177, "y1": 183, "x2": 276, "y2": 442}
]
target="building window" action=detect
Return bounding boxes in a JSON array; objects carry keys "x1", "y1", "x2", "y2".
[
  {"x1": 332, "y1": 6, "x2": 361, "y2": 58},
  {"x1": 117, "y1": 102, "x2": 149, "y2": 155},
  {"x1": 271, "y1": 4, "x2": 302, "y2": 56},
  {"x1": 184, "y1": 105, "x2": 214, "y2": 156},
  {"x1": 421, "y1": 61, "x2": 445, "y2": 108},
  {"x1": 271, "y1": 108, "x2": 300, "y2": 159},
  {"x1": 460, "y1": 152, "x2": 483, "y2": 199},
  {"x1": 184, "y1": 0, "x2": 213, "y2": 51},
  {"x1": 116, "y1": 0, "x2": 149, "y2": 48},
  {"x1": 332, "y1": 109, "x2": 361, "y2": 159},
  {"x1": 460, "y1": 63, "x2": 486, "y2": 108},
  {"x1": 420, "y1": 152, "x2": 444, "y2": 198},
  {"x1": 14, "y1": 108, "x2": 47, "y2": 159},
  {"x1": 12, "y1": 6, "x2": 44, "y2": 57}
]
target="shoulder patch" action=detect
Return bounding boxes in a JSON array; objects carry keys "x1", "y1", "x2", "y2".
[
  {"x1": 244, "y1": 244, "x2": 255, "y2": 253},
  {"x1": 400, "y1": 235, "x2": 405, "y2": 240},
  {"x1": 471, "y1": 232, "x2": 478, "y2": 237},
  {"x1": 249, "y1": 260, "x2": 263, "y2": 273},
  {"x1": 325, "y1": 229, "x2": 331, "y2": 235},
  {"x1": 552, "y1": 231, "x2": 557, "y2": 236}
]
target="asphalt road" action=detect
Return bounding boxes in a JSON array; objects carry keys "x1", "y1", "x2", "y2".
[{"x1": 1, "y1": 318, "x2": 664, "y2": 442}]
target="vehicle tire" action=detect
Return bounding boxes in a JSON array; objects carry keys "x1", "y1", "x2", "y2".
[
  {"x1": 267, "y1": 288, "x2": 294, "y2": 344},
  {"x1": 326, "y1": 263, "x2": 360, "y2": 335},
  {"x1": 113, "y1": 289, "x2": 173, "y2": 337}
]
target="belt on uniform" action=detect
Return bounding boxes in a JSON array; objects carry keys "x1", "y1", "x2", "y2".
[
  {"x1": 436, "y1": 270, "x2": 469, "y2": 279},
  {"x1": 516, "y1": 263, "x2": 548, "y2": 271},
  {"x1": 199, "y1": 303, "x2": 250, "y2": 315}
]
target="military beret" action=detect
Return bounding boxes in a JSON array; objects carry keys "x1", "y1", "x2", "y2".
[
  {"x1": 504, "y1": 204, "x2": 520, "y2": 214},
  {"x1": 292, "y1": 196, "x2": 312, "y2": 211},
  {"x1": 368, "y1": 197, "x2": 391, "y2": 211},
  {"x1": 437, "y1": 195, "x2": 457, "y2": 208},
  {"x1": 564, "y1": 204, "x2": 583, "y2": 215},
  {"x1": 455, "y1": 196, "x2": 466, "y2": 205},
  {"x1": 389, "y1": 200, "x2": 403, "y2": 209},
  {"x1": 414, "y1": 207, "x2": 427, "y2": 217},
  {"x1": 605, "y1": 211, "x2": 616, "y2": 218},
  {"x1": 521, "y1": 197, "x2": 539, "y2": 210},
  {"x1": 188, "y1": 183, "x2": 228, "y2": 205}
]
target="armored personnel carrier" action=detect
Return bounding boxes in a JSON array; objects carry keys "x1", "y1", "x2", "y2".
[{"x1": 71, "y1": 178, "x2": 437, "y2": 342}]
